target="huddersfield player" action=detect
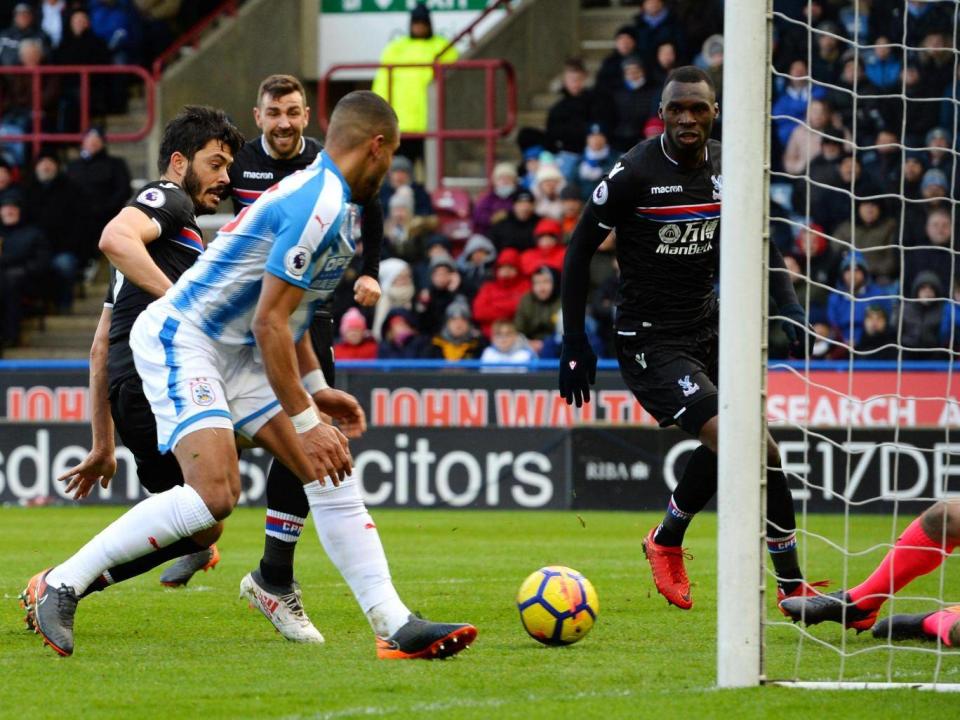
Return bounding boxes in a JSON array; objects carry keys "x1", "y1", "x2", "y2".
[
  {"x1": 781, "y1": 501, "x2": 960, "y2": 645},
  {"x1": 24, "y1": 91, "x2": 476, "y2": 659},
  {"x1": 558, "y1": 66, "x2": 820, "y2": 611},
  {"x1": 227, "y1": 74, "x2": 383, "y2": 642}
]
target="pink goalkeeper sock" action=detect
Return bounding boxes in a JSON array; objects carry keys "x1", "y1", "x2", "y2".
[
  {"x1": 848, "y1": 518, "x2": 956, "y2": 612},
  {"x1": 922, "y1": 611, "x2": 960, "y2": 647}
]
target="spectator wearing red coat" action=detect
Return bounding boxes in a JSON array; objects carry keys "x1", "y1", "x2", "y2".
[
  {"x1": 472, "y1": 247, "x2": 530, "y2": 337},
  {"x1": 520, "y1": 218, "x2": 566, "y2": 277},
  {"x1": 333, "y1": 307, "x2": 378, "y2": 360}
]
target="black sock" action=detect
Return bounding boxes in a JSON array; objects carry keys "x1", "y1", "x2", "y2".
[
  {"x1": 260, "y1": 460, "x2": 310, "y2": 588},
  {"x1": 260, "y1": 536, "x2": 297, "y2": 587},
  {"x1": 654, "y1": 445, "x2": 718, "y2": 546},
  {"x1": 79, "y1": 537, "x2": 208, "y2": 598},
  {"x1": 767, "y1": 465, "x2": 803, "y2": 594}
]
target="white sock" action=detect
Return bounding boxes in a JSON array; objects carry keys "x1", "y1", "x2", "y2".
[
  {"x1": 46, "y1": 484, "x2": 216, "y2": 595},
  {"x1": 304, "y1": 478, "x2": 410, "y2": 637}
]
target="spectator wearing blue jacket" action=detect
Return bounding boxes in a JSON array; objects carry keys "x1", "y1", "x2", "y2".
[
  {"x1": 772, "y1": 58, "x2": 827, "y2": 149},
  {"x1": 865, "y1": 36, "x2": 902, "y2": 90},
  {"x1": 827, "y1": 251, "x2": 894, "y2": 346}
]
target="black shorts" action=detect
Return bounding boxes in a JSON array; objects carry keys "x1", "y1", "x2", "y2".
[
  {"x1": 110, "y1": 375, "x2": 184, "y2": 494},
  {"x1": 309, "y1": 312, "x2": 335, "y2": 386},
  {"x1": 615, "y1": 322, "x2": 719, "y2": 436}
]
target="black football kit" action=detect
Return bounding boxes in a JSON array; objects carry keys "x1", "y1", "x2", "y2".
[
  {"x1": 104, "y1": 180, "x2": 201, "y2": 492},
  {"x1": 564, "y1": 134, "x2": 797, "y2": 435}
]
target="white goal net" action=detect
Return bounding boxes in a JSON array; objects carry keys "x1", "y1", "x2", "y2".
[{"x1": 750, "y1": 0, "x2": 960, "y2": 690}]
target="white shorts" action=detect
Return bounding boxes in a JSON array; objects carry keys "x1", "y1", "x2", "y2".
[{"x1": 130, "y1": 303, "x2": 283, "y2": 452}]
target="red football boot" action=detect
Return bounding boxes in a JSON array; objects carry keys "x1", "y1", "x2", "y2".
[{"x1": 642, "y1": 526, "x2": 693, "y2": 610}]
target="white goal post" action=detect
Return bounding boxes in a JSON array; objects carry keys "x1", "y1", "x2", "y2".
[
  {"x1": 718, "y1": 0, "x2": 960, "y2": 691},
  {"x1": 717, "y1": 0, "x2": 770, "y2": 689}
]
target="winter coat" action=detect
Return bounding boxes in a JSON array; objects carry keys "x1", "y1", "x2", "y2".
[
  {"x1": 377, "y1": 333, "x2": 435, "y2": 360},
  {"x1": 898, "y1": 272, "x2": 946, "y2": 359},
  {"x1": 333, "y1": 338, "x2": 378, "y2": 361},
  {"x1": 546, "y1": 88, "x2": 612, "y2": 155},
  {"x1": 430, "y1": 331, "x2": 485, "y2": 361},
  {"x1": 489, "y1": 213, "x2": 539, "y2": 252},
  {"x1": 472, "y1": 191, "x2": 514, "y2": 235},
  {"x1": 514, "y1": 292, "x2": 561, "y2": 341},
  {"x1": 826, "y1": 281, "x2": 893, "y2": 345},
  {"x1": 472, "y1": 275, "x2": 530, "y2": 338},
  {"x1": 833, "y1": 216, "x2": 899, "y2": 284},
  {"x1": 520, "y1": 244, "x2": 566, "y2": 277}
]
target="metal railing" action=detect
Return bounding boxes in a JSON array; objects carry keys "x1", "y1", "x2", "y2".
[
  {"x1": 151, "y1": 0, "x2": 240, "y2": 79},
  {"x1": 0, "y1": 64, "x2": 155, "y2": 157},
  {"x1": 318, "y1": 59, "x2": 517, "y2": 189},
  {"x1": 435, "y1": 0, "x2": 515, "y2": 59}
]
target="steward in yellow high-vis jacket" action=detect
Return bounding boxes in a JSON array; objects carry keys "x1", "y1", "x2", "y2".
[{"x1": 371, "y1": 1, "x2": 458, "y2": 134}]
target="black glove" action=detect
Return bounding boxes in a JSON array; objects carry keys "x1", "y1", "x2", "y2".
[
  {"x1": 780, "y1": 303, "x2": 813, "y2": 359},
  {"x1": 558, "y1": 333, "x2": 597, "y2": 407}
]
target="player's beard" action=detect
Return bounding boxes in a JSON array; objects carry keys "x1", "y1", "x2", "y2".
[{"x1": 183, "y1": 163, "x2": 223, "y2": 215}]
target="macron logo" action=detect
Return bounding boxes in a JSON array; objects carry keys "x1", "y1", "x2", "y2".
[
  {"x1": 609, "y1": 162, "x2": 625, "y2": 179},
  {"x1": 243, "y1": 171, "x2": 273, "y2": 179},
  {"x1": 651, "y1": 185, "x2": 683, "y2": 194}
]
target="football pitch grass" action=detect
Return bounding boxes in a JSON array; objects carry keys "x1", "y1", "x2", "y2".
[{"x1": 2, "y1": 507, "x2": 958, "y2": 719}]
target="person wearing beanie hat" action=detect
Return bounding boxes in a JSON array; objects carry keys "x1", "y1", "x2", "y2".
[
  {"x1": 379, "y1": 156, "x2": 433, "y2": 218},
  {"x1": 577, "y1": 123, "x2": 616, "y2": 201},
  {"x1": 416, "y1": 249, "x2": 463, "y2": 335},
  {"x1": 827, "y1": 250, "x2": 893, "y2": 345},
  {"x1": 333, "y1": 307, "x2": 378, "y2": 360},
  {"x1": 533, "y1": 162, "x2": 566, "y2": 221},
  {"x1": 458, "y1": 233, "x2": 497, "y2": 298},
  {"x1": 371, "y1": 1, "x2": 458, "y2": 156},
  {"x1": 372, "y1": 258, "x2": 416, "y2": 341},
  {"x1": 489, "y1": 189, "x2": 540, "y2": 252},
  {"x1": 520, "y1": 218, "x2": 566, "y2": 276},
  {"x1": 921, "y1": 168, "x2": 949, "y2": 199},
  {"x1": 0, "y1": 182, "x2": 49, "y2": 347},
  {"x1": 430, "y1": 298, "x2": 486, "y2": 361},
  {"x1": 899, "y1": 271, "x2": 947, "y2": 361},
  {"x1": 472, "y1": 161, "x2": 519, "y2": 234},
  {"x1": 471, "y1": 247, "x2": 531, "y2": 337}
]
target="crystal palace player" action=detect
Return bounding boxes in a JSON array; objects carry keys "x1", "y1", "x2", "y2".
[
  {"x1": 558, "y1": 66, "x2": 818, "y2": 611},
  {"x1": 33, "y1": 108, "x2": 244, "y2": 613},
  {"x1": 781, "y1": 501, "x2": 960, "y2": 646},
  {"x1": 226, "y1": 74, "x2": 383, "y2": 642}
]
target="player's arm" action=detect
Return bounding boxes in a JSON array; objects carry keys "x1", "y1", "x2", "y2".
[
  {"x1": 354, "y1": 196, "x2": 384, "y2": 306},
  {"x1": 295, "y1": 333, "x2": 366, "y2": 438},
  {"x1": 252, "y1": 275, "x2": 352, "y2": 485},
  {"x1": 58, "y1": 305, "x2": 117, "y2": 499},
  {"x1": 558, "y1": 163, "x2": 632, "y2": 406},
  {"x1": 769, "y1": 241, "x2": 811, "y2": 358},
  {"x1": 98, "y1": 206, "x2": 171, "y2": 298}
]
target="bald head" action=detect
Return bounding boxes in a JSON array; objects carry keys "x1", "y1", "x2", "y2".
[{"x1": 326, "y1": 90, "x2": 398, "y2": 152}]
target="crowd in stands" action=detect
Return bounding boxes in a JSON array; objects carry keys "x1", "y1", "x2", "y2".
[
  {"x1": 0, "y1": 0, "x2": 223, "y2": 353},
  {"x1": 2, "y1": 0, "x2": 958, "y2": 366},
  {"x1": 329, "y1": 0, "x2": 958, "y2": 365}
]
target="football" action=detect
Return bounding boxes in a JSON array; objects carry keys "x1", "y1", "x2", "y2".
[{"x1": 516, "y1": 566, "x2": 599, "y2": 646}]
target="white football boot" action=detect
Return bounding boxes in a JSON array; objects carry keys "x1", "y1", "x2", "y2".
[{"x1": 239, "y1": 570, "x2": 324, "y2": 644}]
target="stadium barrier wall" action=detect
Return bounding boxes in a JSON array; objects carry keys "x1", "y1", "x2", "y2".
[{"x1": 1, "y1": 367, "x2": 957, "y2": 510}]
